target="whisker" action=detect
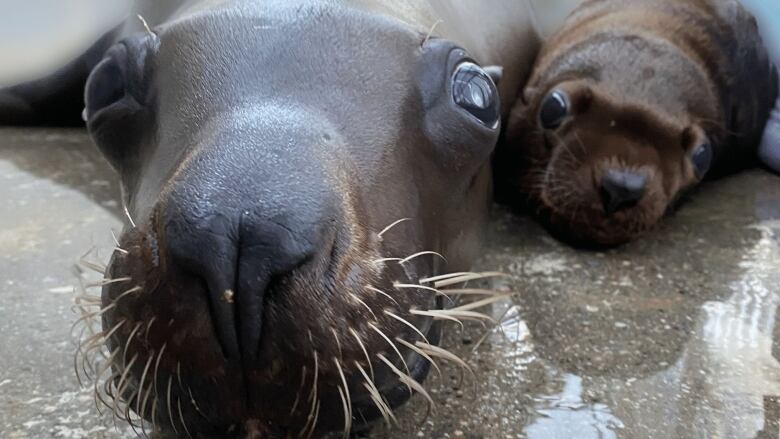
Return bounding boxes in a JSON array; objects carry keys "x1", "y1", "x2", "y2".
[
  {"x1": 415, "y1": 341, "x2": 473, "y2": 388},
  {"x1": 86, "y1": 277, "x2": 132, "y2": 289},
  {"x1": 178, "y1": 398, "x2": 194, "y2": 439},
  {"x1": 124, "y1": 203, "x2": 137, "y2": 228},
  {"x1": 336, "y1": 385, "x2": 351, "y2": 439},
  {"x1": 450, "y1": 295, "x2": 512, "y2": 312},
  {"x1": 419, "y1": 272, "x2": 476, "y2": 285},
  {"x1": 365, "y1": 286, "x2": 400, "y2": 307},
  {"x1": 167, "y1": 377, "x2": 179, "y2": 435},
  {"x1": 394, "y1": 283, "x2": 447, "y2": 300},
  {"x1": 414, "y1": 309, "x2": 496, "y2": 325},
  {"x1": 395, "y1": 338, "x2": 441, "y2": 378},
  {"x1": 384, "y1": 310, "x2": 430, "y2": 344},
  {"x1": 113, "y1": 354, "x2": 139, "y2": 423},
  {"x1": 290, "y1": 366, "x2": 307, "y2": 416},
  {"x1": 409, "y1": 309, "x2": 464, "y2": 328},
  {"x1": 377, "y1": 354, "x2": 435, "y2": 414},
  {"x1": 355, "y1": 362, "x2": 396, "y2": 426},
  {"x1": 369, "y1": 322, "x2": 410, "y2": 378},
  {"x1": 93, "y1": 350, "x2": 118, "y2": 415},
  {"x1": 433, "y1": 272, "x2": 508, "y2": 289},
  {"x1": 303, "y1": 399, "x2": 321, "y2": 439},
  {"x1": 139, "y1": 381, "x2": 154, "y2": 437},
  {"x1": 123, "y1": 322, "x2": 144, "y2": 366},
  {"x1": 135, "y1": 354, "x2": 156, "y2": 418},
  {"x1": 300, "y1": 351, "x2": 320, "y2": 438},
  {"x1": 350, "y1": 329, "x2": 374, "y2": 380},
  {"x1": 349, "y1": 293, "x2": 377, "y2": 319},
  {"x1": 439, "y1": 288, "x2": 508, "y2": 297},
  {"x1": 71, "y1": 303, "x2": 117, "y2": 333},
  {"x1": 400, "y1": 251, "x2": 447, "y2": 265},
  {"x1": 377, "y1": 218, "x2": 412, "y2": 239},
  {"x1": 187, "y1": 386, "x2": 207, "y2": 420}
]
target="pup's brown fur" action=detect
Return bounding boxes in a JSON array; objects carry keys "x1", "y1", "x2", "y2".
[{"x1": 497, "y1": 0, "x2": 778, "y2": 247}]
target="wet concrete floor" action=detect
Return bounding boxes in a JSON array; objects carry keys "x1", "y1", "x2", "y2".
[{"x1": 1, "y1": 127, "x2": 779, "y2": 438}]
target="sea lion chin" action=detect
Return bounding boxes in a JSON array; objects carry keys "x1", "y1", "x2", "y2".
[{"x1": 497, "y1": 0, "x2": 779, "y2": 248}]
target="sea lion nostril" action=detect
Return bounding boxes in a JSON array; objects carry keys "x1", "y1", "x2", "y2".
[
  {"x1": 600, "y1": 170, "x2": 647, "y2": 214},
  {"x1": 164, "y1": 204, "x2": 325, "y2": 364}
]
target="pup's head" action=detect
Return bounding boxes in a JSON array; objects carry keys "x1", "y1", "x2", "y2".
[{"x1": 506, "y1": 80, "x2": 714, "y2": 247}]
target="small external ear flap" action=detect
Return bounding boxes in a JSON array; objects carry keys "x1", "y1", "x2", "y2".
[
  {"x1": 84, "y1": 53, "x2": 127, "y2": 119},
  {"x1": 483, "y1": 65, "x2": 503, "y2": 85},
  {"x1": 83, "y1": 31, "x2": 159, "y2": 121},
  {"x1": 521, "y1": 86, "x2": 539, "y2": 106},
  {"x1": 85, "y1": 32, "x2": 159, "y2": 171}
]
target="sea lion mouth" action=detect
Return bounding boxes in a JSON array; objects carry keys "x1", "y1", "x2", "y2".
[
  {"x1": 74, "y1": 209, "x2": 495, "y2": 437},
  {"x1": 534, "y1": 174, "x2": 666, "y2": 248}
]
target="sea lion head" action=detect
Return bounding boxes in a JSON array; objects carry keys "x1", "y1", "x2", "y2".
[
  {"x1": 504, "y1": 77, "x2": 715, "y2": 248},
  {"x1": 78, "y1": 2, "x2": 502, "y2": 436}
]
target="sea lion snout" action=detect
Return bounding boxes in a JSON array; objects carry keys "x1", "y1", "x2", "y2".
[
  {"x1": 162, "y1": 185, "x2": 335, "y2": 363},
  {"x1": 600, "y1": 169, "x2": 648, "y2": 214}
]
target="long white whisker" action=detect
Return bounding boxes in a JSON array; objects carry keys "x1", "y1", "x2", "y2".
[
  {"x1": 377, "y1": 218, "x2": 412, "y2": 239},
  {"x1": 377, "y1": 354, "x2": 436, "y2": 413},
  {"x1": 395, "y1": 338, "x2": 441, "y2": 378},
  {"x1": 449, "y1": 295, "x2": 511, "y2": 312},
  {"x1": 409, "y1": 309, "x2": 463, "y2": 328},
  {"x1": 365, "y1": 286, "x2": 400, "y2": 307},
  {"x1": 419, "y1": 272, "x2": 476, "y2": 285},
  {"x1": 433, "y1": 272, "x2": 509, "y2": 289},
  {"x1": 399, "y1": 251, "x2": 447, "y2": 265},
  {"x1": 368, "y1": 323, "x2": 410, "y2": 377},
  {"x1": 350, "y1": 329, "x2": 374, "y2": 380},
  {"x1": 384, "y1": 310, "x2": 430, "y2": 344}
]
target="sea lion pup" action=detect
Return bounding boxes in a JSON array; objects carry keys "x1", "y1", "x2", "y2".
[{"x1": 496, "y1": 0, "x2": 778, "y2": 247}]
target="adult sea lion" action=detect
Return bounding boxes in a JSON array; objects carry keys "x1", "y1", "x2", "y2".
[
  {"x1": 1, "y1": 0, "x2": 549, "y2": 437},
  {"x1": 496, "y1": 0, "x2": 778, "y2": 247}
]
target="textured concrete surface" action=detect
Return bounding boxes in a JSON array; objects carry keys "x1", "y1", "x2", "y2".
[{"x1": 1, "y1": 128, "x2": 779, "y2": 438}]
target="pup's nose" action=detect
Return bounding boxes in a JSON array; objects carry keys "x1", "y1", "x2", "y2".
[{"x1": 600, "y1": 169, "x2": 647, "y2": 214}]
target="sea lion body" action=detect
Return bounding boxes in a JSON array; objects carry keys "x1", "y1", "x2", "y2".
[
  {"x1": 9, "y1": 0, "x2": 545, "y2": 437},
  {"x1": 498, "y1": 0, "x2": 778, "y2": 247}
]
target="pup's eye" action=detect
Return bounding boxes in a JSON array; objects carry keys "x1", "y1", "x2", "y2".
[
  {"x1": 539, "y1": 90, "x2": 569, "y2": 130},
  {"x1": 452, "y1": 62, "x2": 500, "y2": 128},
  {"x1": 691, "y1": 143, "x2": 713, "y2": 179}
]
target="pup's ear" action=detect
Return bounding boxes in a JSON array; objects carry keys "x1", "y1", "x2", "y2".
[{"x1": 483, "y1": 65, "x2": 504, "y2": 85}]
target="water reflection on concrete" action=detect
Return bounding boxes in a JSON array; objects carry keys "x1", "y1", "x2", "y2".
[{"x1": 382, "y1": 170, "x2": 780, "y2": 438}]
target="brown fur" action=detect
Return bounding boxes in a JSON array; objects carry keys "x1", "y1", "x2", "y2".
[{"x1": 497, "y1": 0, "x2": 778, "y2": 247}]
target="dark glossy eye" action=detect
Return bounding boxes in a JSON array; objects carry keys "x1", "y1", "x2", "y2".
[
  {"x1": 691, "y1": 143, "x2": 713, "y2": 178},
  {"x1": 452, "y1": 62, "x2": 500, "y2": 128},
  {"x1": 539, "y1": 90, "x2": 569, "y2": 129}
]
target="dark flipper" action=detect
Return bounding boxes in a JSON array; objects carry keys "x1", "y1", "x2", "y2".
[{"x1": 0, "y1": 28, "x2": 119, "y2": 127}]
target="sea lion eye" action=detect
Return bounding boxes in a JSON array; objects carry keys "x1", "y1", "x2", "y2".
[
  {"x1": 691, "y1": 143, "x2": 713, "y2": 179},
  {"x1": 540, "y1": 90, "x2": 569, "y2": 129},
  {"x1": 452, "y1": 62, "x2": 500, "y2": 128}
]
